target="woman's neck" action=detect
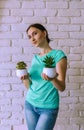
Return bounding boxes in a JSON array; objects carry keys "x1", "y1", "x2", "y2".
[{"x1": 39, "y1": 46, "x2": 52, "y2": 56}]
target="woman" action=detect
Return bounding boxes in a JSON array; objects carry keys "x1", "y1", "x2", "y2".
[{"x1": 21, "y1": 23, "x2": 67, "y2": 130}]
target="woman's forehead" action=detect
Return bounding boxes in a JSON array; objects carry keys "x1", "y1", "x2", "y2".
[{"x1": 28, "y1": 27, "x2": 42, "y2": 35}]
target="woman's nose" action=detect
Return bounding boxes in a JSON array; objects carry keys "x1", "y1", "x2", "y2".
[{"x1": 32, "y1": 37, "x2": 35, "y2": 41}]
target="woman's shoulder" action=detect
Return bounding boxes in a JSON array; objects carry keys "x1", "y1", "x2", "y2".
[{"x1": 51, "y1": 49, "x2": 66, "y2": 56}]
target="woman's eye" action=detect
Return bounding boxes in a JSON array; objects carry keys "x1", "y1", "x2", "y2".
[
  {"x1": 28, "y1": 35, "x2": 31, "y2": 39},
  {"x1": 33, "y1": 32, "x2": 37, "y2": 35}
]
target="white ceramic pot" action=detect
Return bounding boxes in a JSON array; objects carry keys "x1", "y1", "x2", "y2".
[
  {"x1": 16, "y1": 69, "x2": 28, "y2": 78},
  {"x1": 43, "y1": 67, "x2": 56, "y2": 78}
]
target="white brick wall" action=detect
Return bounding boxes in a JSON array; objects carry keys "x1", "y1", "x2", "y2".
[{"x1": 0, "y1": 0, "x2": 84, "y2": 130}]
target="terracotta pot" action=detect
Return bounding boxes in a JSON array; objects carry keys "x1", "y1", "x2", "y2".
[
  {"x1": 43, "y1": 67, "x2": 56, "y2": 78},
  {"x1": 16, "y1": 69, "x2": 28, "y2": 78}
]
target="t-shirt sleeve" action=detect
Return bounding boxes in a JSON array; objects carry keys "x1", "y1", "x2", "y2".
[{"x1": 55, "y1": 50, "x2": 67, "y2": 64}]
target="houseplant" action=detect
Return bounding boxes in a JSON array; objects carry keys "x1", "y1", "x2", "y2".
[
  {"x1": 16, "y1": 61, "x2": 28, "y2": 78},
  {"x1": 42, "y1": 56, "x2": 56, "y2": 78}
]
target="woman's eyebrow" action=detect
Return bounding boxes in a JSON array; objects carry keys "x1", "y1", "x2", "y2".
[{"x1": 28, "y1": 30, "x2": 37, "y2": 36}]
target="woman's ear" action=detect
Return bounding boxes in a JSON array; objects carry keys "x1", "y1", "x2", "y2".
[{"x1": 43, "y1": 30, "x2": 47, "y2": 38}]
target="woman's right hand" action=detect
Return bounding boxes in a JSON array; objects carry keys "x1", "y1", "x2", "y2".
[{"x1": 20, "y1": 74, "x2": 29, "y2": 81}]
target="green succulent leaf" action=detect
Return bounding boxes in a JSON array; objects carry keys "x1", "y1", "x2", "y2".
[
  {"x1": 43, "y1": 56, "x2": 55, "y2": 68},
  {"x1": 16, "y1": 61, "x2": 27, "y2": 69}
]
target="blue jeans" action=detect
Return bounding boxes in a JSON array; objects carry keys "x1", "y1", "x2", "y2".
[{"x1": 25, "y1": 101, "x2": 59, "y2": 130}]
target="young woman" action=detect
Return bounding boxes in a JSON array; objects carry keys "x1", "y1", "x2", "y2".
[{"x1": 21, "y1": 23, "x2": 67, "y2": 130}]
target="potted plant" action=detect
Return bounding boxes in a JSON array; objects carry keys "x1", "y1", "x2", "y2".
[
  {"x1": 42, "y1": 56, "x2": 56, "y2": 78},
  {"x1": 16, "y1": 61, "x2": 28, "y2": 78}
]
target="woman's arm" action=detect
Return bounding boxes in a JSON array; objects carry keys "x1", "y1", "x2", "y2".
[
  {"x1": 42, "y1": 58, "x2": 67, "y2": 92},
  {"x1": 21, "y1": 74, "x2": 30, "y2": 89},
  {"x1": 51, "y1": 58, "x2": 67, "y2": 91}
]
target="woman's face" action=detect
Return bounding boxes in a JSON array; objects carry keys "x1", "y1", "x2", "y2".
[{"x1": 27, "y1": 27, "x2": 46, "y2": 47}]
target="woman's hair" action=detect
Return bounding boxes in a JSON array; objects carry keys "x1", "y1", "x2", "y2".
[{"x1": 26, "y1": 23, "x2": 51, "y2": 43}]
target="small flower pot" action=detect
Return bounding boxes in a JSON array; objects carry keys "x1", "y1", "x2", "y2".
[
  {"x1": 16, "y1": 69, "x2": 28, "y2": 78},
  {"x1": 43, "y1": 67, "x2": 56, "y2": 78}
]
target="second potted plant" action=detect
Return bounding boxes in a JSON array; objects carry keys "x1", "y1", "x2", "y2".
[
  {"x1": 16, "y1": 61, "x2": 28, "y2": 78},
  {"x1": 42, "y1": 56, "x2": 56, "y2": 78}
]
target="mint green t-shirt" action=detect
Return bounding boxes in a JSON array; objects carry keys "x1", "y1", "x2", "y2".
[{"x1": 26, "y1": 49, "x2": 67, "y2": 109}]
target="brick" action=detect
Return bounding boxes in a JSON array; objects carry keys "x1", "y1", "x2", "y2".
[
  {"x1": 12, "y1": 39, "x2": 32, "y2": 47},
  {"x1": 82, "y1": 55, "x2": 84, "y2": 61},
  {"x1": 46, "y1": 24, "x2": 58, "y2": 31},
  {"x1": 0, "y1": 126, "x2": 11, "y2": 130},
  {"x1": 12, "y1": 54, "x2": 33, "y2": 62},
  {"x1": 69, "y1": 76, "x2": 84, "y2": 83},
  {"x1": 54, "y1": 125, "x2": 79, "y2": 130},
  {"x1": 70, "y1": 117, "x2": 84, "y2": 124},
  {"x1": 59, "y1": 90, "x2": 69, "y2": 97},
  {"x1": 0, "y1": 112, "x2": 11, "y2": 119},
  {"x1": 70, "y1": 32, "x2": 84, "y2": 39},
  {"x1": 1, "y1": 104, "x2": 23, "y2": 112},
  {"x1": 0, "y1": 47, "x2": 22, "y2": 54},
  {"x1": 70, "y1": 47, "x2": 84, "y2": 53},
  {"x1": 0, "y1": 99, "x2": 11, "y2": 105},
  {"x1": 80, "y1": 84, "x2": 84, "y2": 89},
  {"x1": 58, "y1": 9, "x2": 80, "y2": 17},
  {"x1": 81, "y1": 9, "x2": 84, "y2": 16},
  {"x1": 0, "y1": 24, "x2": 10, "y2": 31},
  {"x1": 56, "y1": 117, "x2": 69, "y2": 125},
  {"x1": 11, "y1": 9, "x2": 33, "y2": 16},
  {"x1": 79, "y1": 111, "x2": 84, "y2": 117},
  {"x1": 81, "y1": 25, "x2": 84, "y2": 31},
  {"x1": 58, "y1": 110, "x2": 79, "y2": 118},
  {"x1": 46, "y1": 2, "x2": 68, "y2": 9},
  {"x1": 0, "y1": 1, "x2": 20, "y2": 8},
  {"x1": 0, "y1": 32, "x2": 22, "y2": 39},
  {"x1": 70, "y1": 1, "x2": 84, "y2": 9},
  {"x1": 22, "y1": 1, "x2": 45, "y2": 9},
  {"x1": 0, "y1": 77, "x2": 21, "y2": 84},
  {"x1": 12, "y1": 84, "x2": 26, "y2": 91},
  {"x1": 70, "y1": 61, "x2": 84, "y2": 68},
  {"x1": 35, "y1": 9, "x2": 57, "y2": 16},
  {"x1": 0, "y1": 16, "x2": 21, "y2": 24},
  {"x1": 11, "y1": 23, "x2": 28, "y2": 31},
  {"x1": 81, "y1": 69, "x2": 84, "y2": 75},
  {"x1": 71, "y1": 17, "x2": 84, "y2": 24},
  {"x1": 58, "y1": 39, "x2": 80, "y2": 47},
  {"x1": 0, "y1": 40, "x2": 10, "y2": 46},
  {"x1": 14, "y1": 125, "x2": 27, "y2": 130},
  {"x1": 58, "y1": 25, "x2": 80, "y2": 32},
  {"x1": 0, "y1": 9, "x2": 9, "y2": 16},
  {"x1": 0, "y1": 55, "x2": 10, "y2": 62},
  {"x1": 12, "y1": 98, "x2": 25, "y2": 105},
  {"x1": 66, "y1": 83, "x2": 80, "y2": 90},
  {"x1": 49, "y1": 32, "x2": 68, "y2": 39},
  {"x1": 81, "y1": 125, "x2": 84, "y2": 130},
  {"x1": 67, "y1": 68, "x2": 80, "y2": 75},
  {"x1": 81, "y1": 40, "x2": 84, "y2": 46},
  {"x1": 1, "y1": 118, "x2": 23, "y2": 125},
  {"x1": 0, "y1": 69, "x2": 10, "y2": 76},
  {"x1": 23, "y1": 17, "x2": 46, "y2": 24},
  {"x1": 59, "y1": 104, "x2": 69, "y2": 111},
  {"x1": 79, "y1": 97, "x2": 84, "y2": 103},
  {"x1": 70, "y1": 90, "x2": 84, "y2": 97},
  {"x1": 69, "y1": 103, "x2": 84, "y2": 111},
  {"x1": 5, "y1": 91, "x2": 23, "y2": 98},
  {"x1": 47, "y1": 17, "x2": 69, "y2": 24},
  {"x1": 0, "y1": 84, "x2": 11, "y2": 91},
  {"x1": 60, "y1": 97, "x2": 78, "y2": 104},
  {"x1": 68, "y1": 54, "x2": 81, "y2": 61}
]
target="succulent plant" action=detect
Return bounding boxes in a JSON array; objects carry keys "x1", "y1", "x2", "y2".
[
  {"x1": 16, "y1": 61, "x2": 27, "y2": 69},
  {"x1": 43, "y1": 56, "x2": 55, "y2": 68}
]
